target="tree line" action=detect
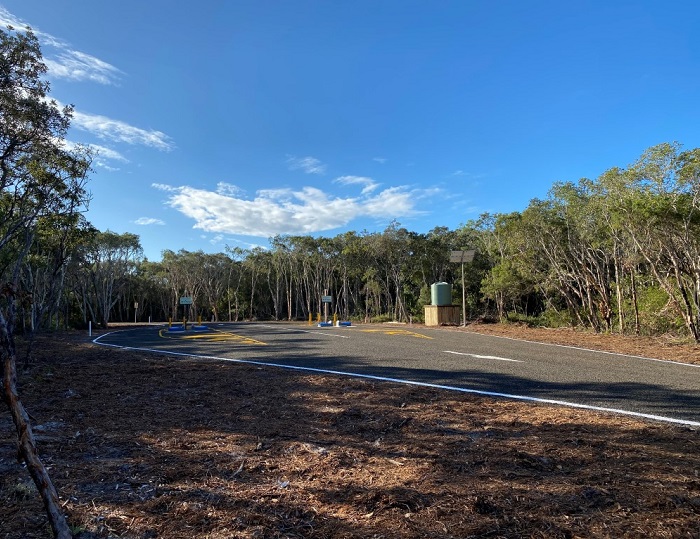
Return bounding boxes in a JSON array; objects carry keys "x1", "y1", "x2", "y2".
[
  {"x1": 6, "y1": 144, "x2": 700, "y2": 342},
  {"x1": 14, "y1": 141, "x2": 700, "y2": 345}
]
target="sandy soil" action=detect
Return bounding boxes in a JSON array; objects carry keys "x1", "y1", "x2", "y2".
[{"x1": 1, "y1": 324, "x2": 699, "y2": 538}]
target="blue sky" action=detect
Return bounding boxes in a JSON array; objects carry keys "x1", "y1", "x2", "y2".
[{"x1": 2, "y1": 1, "x2": 700, "y2": 260}]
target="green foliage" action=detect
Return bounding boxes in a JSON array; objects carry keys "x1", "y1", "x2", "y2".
[
  {"x1": 635, "y1": 285, "x2": 684, "y2": 335},
  {"x1": 417, "y1": 285, "x2": 431, "y2": 309},
  {"x1": 1, "y1": 26, "x2": 91, "y2": 330},
  {"x1": 536, "y1": 308, "x2": 575, "y2": 329}
]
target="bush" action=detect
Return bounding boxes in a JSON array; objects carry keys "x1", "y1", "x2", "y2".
[
  {"x1": 537, "y1": 308, "x2": 574, "y2": 328},
  {"x1": 635, "y1": 286, "x2": 685, "y2": 336}
]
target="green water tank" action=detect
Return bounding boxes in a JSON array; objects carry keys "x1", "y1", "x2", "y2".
[{"x1": 431, "y1": 282, "x2": 452, "y2": 306}]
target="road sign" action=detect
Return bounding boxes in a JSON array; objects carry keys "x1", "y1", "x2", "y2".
[
  {"x1": 179, "y1": 296, "x2": 193, "y2": 305},
  {"x1": 321, "y1": 295, "x2": 333, "y2": 303},
  {"x1": 450, "y1": 250, "x2": 475, "y2": 263}
]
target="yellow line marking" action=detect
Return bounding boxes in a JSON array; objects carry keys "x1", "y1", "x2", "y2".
[
  {"x1": 360, "y1": 328, "x2": 433, "y2": 339},
  {"x1": 158, "y1": 328, "x2": 266, "y2": 345}
]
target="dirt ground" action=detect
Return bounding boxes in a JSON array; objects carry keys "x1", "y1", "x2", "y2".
[{"x1": 1, "y1": 323, "x2": 699, "y2": 539}]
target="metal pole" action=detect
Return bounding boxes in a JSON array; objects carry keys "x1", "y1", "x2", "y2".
[{"x1": 461, "y1": 261, "x2": 466, "y2": 326}]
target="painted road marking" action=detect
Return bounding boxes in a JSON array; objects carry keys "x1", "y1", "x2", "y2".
[
  {"x1": 158, "y1": 328, "x2": 266, "y2": 345},
  {"x1": 473, "y1": 333, "x2": 700, "y2": 369},
  {"x1": 258, "y1": 324, "x2": 350, "y2": 338},
  {"x1": 361, "y1": 329, "x2": 433, "y2": 339},
  {"x1": 444, "y1": 350, "x2": 523, "y2": 363}
]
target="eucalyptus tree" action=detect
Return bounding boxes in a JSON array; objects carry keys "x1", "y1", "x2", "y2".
[
  {"x1": 198, "y1": 252, "x2": 233, "y2": 321},
  {"x1": 18, "y1": 212, "x2": 92, "y2": 371},
  {"x1": 243, "y1": 247, "x2": 272, "y2": 320},
  {"x1": 514, "y1": 199, "x2": 590, "y2": 325},
  {"x1": 478, "y1": 212, "x2": 541, "y2": 319},
  {"x1": 621, "y1": 143, "x2": 700, "y2": 340},
  {"x1": 0, "y1": 26, "x2": 91, "y2": 539},
  {"x1": 269, "y1": 236, "x2": 295, "y2": 320},
  {"x1": 476, "y1": 142, "x2": 700, "y2": 337},
  {"x1": 336, "y1": 230, "x2": 368, "y2": 319},
  {"x1": 224, "y1": 246, "x2": 246, "y2": 321},
  {"x1": 160, "y1": 249, "x2": 188, "y2": 319},
  {"x1": 76, "y1": 230, "x2": 142, "y2": 328},
  {"x1": 589, "y1": 164, "x2": 651, "y2": 335},
  {"x1": 159, "y1": 249, "x2": 220, "y2": 320},
  {"x1": 547, "y1": 180, "x2": 617, "y2": 331},
  {"x1": 286, "y1": 235, "x2": 332, "y2": 318},
  {"x1": 132, "y1": 258, "x2": 171, "y2": 322},
  {"x1": 415, "y1": 226, "x2": 454, "y2": 288}
]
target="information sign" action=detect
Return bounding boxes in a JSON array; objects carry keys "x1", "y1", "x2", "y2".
[{"x1": 450, "y1": 250, "x2": 476, "y2": 263}]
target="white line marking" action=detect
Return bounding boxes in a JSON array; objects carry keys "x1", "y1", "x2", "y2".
[
  {"x1": 92, "y1": 334, "x2": 700, "y2": 428},
  {"x1": 445, "y1": 350, "x2": 523, "y2": 363},
  {"x1": 466, "y1": 332, "x2": 700, "y2": 369}
]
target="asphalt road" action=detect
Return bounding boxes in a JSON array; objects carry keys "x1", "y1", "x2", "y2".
[{"x1": 94, "y1": 322, "x2": 700, "y2": 426}]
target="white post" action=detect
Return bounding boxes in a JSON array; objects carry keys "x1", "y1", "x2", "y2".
[
  {"x1": 461, "y1": 262, "x2": 466, "y2": 326},
  {"x1": 88, "y1": 321, "x2": 92, "y2": 337}
]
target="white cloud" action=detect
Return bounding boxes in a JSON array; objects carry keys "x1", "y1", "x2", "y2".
[
  {"x1": 373, "y1": 157, "x2": 387, "y2": 164},
  {"x1": 70, "y1": 107, "x2": 174, "y2": 151},
  {"x1": 0, "y1": 7, "x2": 27, "y2": 29},
  {"x1": 286, "y1": 156, "x2": 326, "y2": 175},
  {"x1": 0, "y1": 7, "x2": 65, "y2": 48},
  {"x1": 334, "y1": 175, "x2": 379, "y2": 194},
  {"x1": 89, "y1": 143, "x2": 128, "y2": 162},
  {"x1": 134, "y1": 217, "x2": 165, "y2": 226},
  {"x1": 216, "y1": 182, "x2": 242, "y2": 196},
  {"x1": 154, "y1": 182, "x2": 432, "y2": 237},
  {"x1": 362, "y1": 187, "x2": 416, "y2": 216},
  {"x1": 54, "y1": 139, "x2": 126, "y2": 170},
  {"x1": 88, "y1": 144, "x2": 129, "y2": 172},
  {"x1": 450, "y1": 170, "x2": 487, "y2": 180},
  {"x1": 44, "y1": 50, "x2": 122, "y2": 85},
  {"x1": 0, "y1": 7, "x2": 122, "y2": 85},
  {"x1": 152, "y1": 182, "x2": 177, "y2": 192}
]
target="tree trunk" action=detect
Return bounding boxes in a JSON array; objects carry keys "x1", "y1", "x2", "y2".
[
  {"x1": 0, "y1": 308, "x2": 71, "y2": 539},
  {"x1": 613, "y1": 254, "x2": 625, "y2": 334},
  {"x1": 630, "y1": 267, "x2": 641, "y2": 336}
]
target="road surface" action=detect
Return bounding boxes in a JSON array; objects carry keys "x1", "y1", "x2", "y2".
[{"x1": 94, "y1": 322, "x2": 700, "y2": 426}]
